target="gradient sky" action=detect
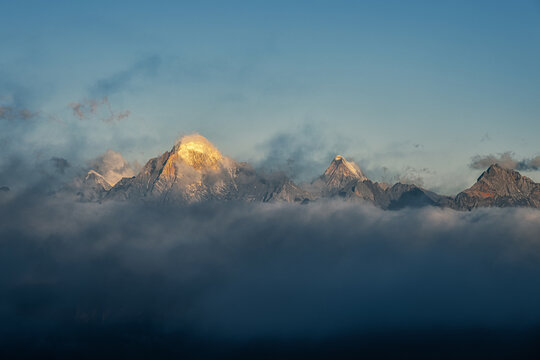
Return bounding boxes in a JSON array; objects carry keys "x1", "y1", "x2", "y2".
[{"x1": 1, "y1": 0, "x2": 540, "y2": 194}]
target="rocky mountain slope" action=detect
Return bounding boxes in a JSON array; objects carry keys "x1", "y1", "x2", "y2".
[
  {"x1": 454, "y1": 164, "x2": 540, "y2": 209},
  {"x1": 76, "y1": 135, "x2": 540, "y2": 210},
  {"x1": 105, "y1": 135, "x2": 309, "y2": 204},
  {"x1": 311, "y1": 155, "x2": 453, "y2": 209},
  {"x1": 317, "y1": 155, "x2": 368, "y2": 194}
]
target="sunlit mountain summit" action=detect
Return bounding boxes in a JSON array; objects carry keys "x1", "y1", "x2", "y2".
[
  {"x1": 82, "y1": 134, "x2": 305, "y2": 204},
  {"x1": 78, "y1": 134, "x2": 540, "y2": 210},
  {"x1": 175, "y1": 134, "x2": 223, "y2": 170}
]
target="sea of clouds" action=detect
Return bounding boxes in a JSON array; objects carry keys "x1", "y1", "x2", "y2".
[
  {"x1": 2, "y1": 109, "x2": 540, "y2": 358},
  {"x1": 1, "y1": 187, "x2": 540, "y2": 358}
]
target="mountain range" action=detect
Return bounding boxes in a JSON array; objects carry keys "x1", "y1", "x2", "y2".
[{"x1": 77, "y1": 135, "x2": 540, "y2": 210}]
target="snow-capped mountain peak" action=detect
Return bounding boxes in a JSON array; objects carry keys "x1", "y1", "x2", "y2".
[
  {"x1": 321, "y1": 155, "x2": 368, "y2": 190},
  {"x1": 174, "y1": 134, "x2": 223, "y2": 170}
]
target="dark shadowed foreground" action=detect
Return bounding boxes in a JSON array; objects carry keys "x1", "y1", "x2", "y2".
[{"x1": 1, "y1": 192, "x2": 540, "y2": 359}]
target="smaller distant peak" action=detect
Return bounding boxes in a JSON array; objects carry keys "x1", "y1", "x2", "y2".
[{"x1": 324, "y1": 155, "x2": 368, "y2": 182}]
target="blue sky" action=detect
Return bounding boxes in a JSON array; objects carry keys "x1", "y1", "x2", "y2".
[{"x1": 1, "y1": 0, "x2": 540, "y2": 193}]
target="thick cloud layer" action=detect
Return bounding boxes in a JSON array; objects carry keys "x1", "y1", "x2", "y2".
[{"x1": 1, "y1": 190, "x2": 540, "y2": 358}]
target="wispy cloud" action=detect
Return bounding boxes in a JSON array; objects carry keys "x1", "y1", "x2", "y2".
[
  {"x1": 256, "y1": 125, "x2": 349, "y2": 182},
  {"x1": 383, "y1": 166, "x2": 433, "y2": 187},
  {"x1": 89, "y1": 55, "x2": 162, "y2": 97},
  {"x1": 0, "y1": 106, "x2": 36, "y2": 121},
  {"x1": 69, "y1": 97, "x2": 130, "y2": 123},
  {"x1": 66, "y1": 56, "x2": 162, "y2": 124},
  {"x1": 470, "y1": 152, "x2": 540, "y2": 171}
]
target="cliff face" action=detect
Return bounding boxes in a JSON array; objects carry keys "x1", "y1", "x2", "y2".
[{"x1": 454, "y1": 164, "x2": 540, "y2": 210}]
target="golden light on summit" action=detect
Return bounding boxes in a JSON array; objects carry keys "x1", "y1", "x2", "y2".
[{"x1": 177, "y1": 134, "x2": 223, "y2": 170}]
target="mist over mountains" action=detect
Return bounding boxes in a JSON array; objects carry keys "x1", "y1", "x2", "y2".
[
  {"x1": 1, "y1": 133, "x2": 540, "y2": 358},
  {"x1": 2, "y1": 0, "x2": 539, "y2": 357},
  {"x1": 75, "y1": 134, "x2": 540, "y2": 210}
]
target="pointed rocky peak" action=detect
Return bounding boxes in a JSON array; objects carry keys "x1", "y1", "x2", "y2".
[
  {"x1": 321, "y1": 155, "x2": 368, "y2": 190},
  {"x1": 475, "y1": 164, "x2": 535, "y2": 191},
  {"x1": 324, "y1": 155, "x2": 367, "y2": 179},
  {"x1": 323, "y1": 155, "x2": 367, "y2": 181},
  {"x1": 454, "y1": 164, "x2": 540, "y2": 209},
  {"x1": 478, "y1": 163, "x2": 514, "y2": 180}
]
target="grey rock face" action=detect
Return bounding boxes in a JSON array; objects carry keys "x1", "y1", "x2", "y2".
[{"x1": 454, "y1": 164, "x2": 540, "y2": 210}]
